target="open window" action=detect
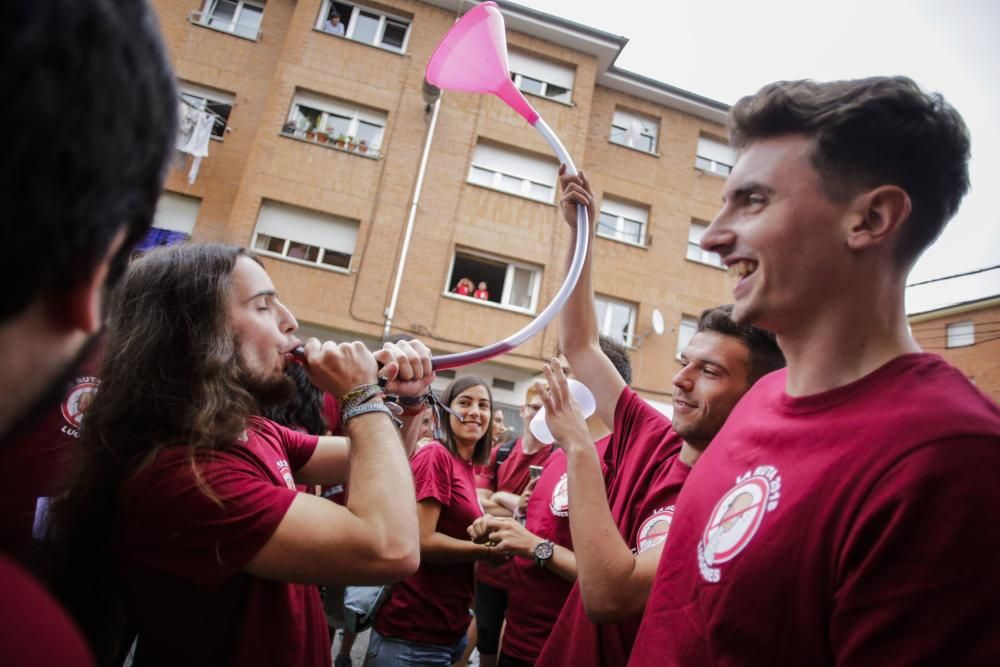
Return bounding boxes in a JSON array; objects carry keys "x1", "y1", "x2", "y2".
[
  {"x1": 179, "y1": 82, "x2": 234, "y2": 140},
  {"x1": 595, "y1": 295, "x2": 637, "y2": 346},
  {"x1": 318, "y1": 1, "x2": 411, "y2": 53},
  {"x1": 198, "y1": 0, "x2": 264, "y2": 40},
  {"x1": 283, "y1": 90, "x2": 386, "y2": 156},
  {"x1": 447, "y1": 249, "x2": 541, "y2": 313}
]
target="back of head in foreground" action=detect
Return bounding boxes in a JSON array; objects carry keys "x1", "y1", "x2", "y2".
[{"x1": 0, "y1": 0, "x2": 177, "y2": 440}]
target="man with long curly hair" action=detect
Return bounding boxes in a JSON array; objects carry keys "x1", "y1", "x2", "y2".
[{"x1": 47, "y1": 244, "x2": 433, "y2": 667}]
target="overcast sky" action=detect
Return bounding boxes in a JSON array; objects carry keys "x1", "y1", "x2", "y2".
[{"x1": 518, "y1": 0, "x2": 1000, "y2": 313}]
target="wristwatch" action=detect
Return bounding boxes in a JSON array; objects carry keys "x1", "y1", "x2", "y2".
[{"x1": 533, "y1": 540, "x2": 554, "y2": 568}]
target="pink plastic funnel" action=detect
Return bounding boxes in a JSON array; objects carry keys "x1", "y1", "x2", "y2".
[{"x1": 426, "y1": 1, "x2": 539, "y2": 125}]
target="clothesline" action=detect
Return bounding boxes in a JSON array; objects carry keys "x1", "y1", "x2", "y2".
[{"x1": 179, "y1": 95, "x2": 227, "y2": 128}]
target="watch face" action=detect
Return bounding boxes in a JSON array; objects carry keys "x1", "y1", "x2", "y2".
[{"x1": 535, "y1": 541, "x2": 554, "y2": 560}]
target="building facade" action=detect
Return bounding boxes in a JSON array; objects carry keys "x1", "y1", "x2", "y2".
[
  {"x1": 152, "y1": 0, "x2": 736, "y2": 424},
  {"x1": 910, "y1": 295, "x2": 1000, "y2": 403}
]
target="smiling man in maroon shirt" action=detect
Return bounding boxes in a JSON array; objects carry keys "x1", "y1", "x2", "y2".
[
  {"x1": 624, "y1": 78, "x2": 1000, "y2": 665},
  {"x1": 520, "y1": 171, "x2": 784, "y2": 667}
]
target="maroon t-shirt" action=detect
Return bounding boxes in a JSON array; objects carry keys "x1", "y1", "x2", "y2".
[
  {"x1": 115, "y1": 417, "x2": 327, "y2": 667},
  {"x1": 375, "y1": 442, "x2": 484, "y2": 645},
  {"x1": 0, "y1": 554, "x2": 93, "y2": 665},
  {"x1": 0, "y1": 351, "x2": 101, "y2": 562},
  {"x1": 502, "y1": 435, "x2": 612, "y2": 662},
  {"x1": 536, "y1": 388, "x2": 689, "y2": 667},
  {"x1": 630, "y1": 354, "x2": 1000, "y2": 666},
  {"x1": 476, "y1": 439, "x2": 553, "y2": 589}
]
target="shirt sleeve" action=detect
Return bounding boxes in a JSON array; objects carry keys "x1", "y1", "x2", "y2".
[
  {"x1": 411, "y1": 443, "x2": 455, "y2": 506},
  {"x1": 475, "y1": 445, "x2": 500, "y2": 491},
  {"x1": 831, "y1": 435, "x2": 1000, "y2": 665},
  {"x1": 118, "y1": 451, "x2": 298, "y2": 591},
  {"x1": 276, "y1": 423, "x2": 319, "y2": 472},
  {"x1": 606, "y1": 388, "x2": 671, "y2": 481}
]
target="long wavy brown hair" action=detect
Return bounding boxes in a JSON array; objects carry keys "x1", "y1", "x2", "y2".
[{"x1": 46, "y1": 243, "x2": 263, "y2": 664}]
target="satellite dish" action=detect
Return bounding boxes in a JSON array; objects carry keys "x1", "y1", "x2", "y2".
[
  {"x1": 634, "y1": 308, "x2": 667, "y2": 348},
  {"x1": 651, "y1": 309, "x2": 665, "y2": 336}
]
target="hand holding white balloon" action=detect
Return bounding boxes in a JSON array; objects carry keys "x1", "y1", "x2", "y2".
[{"x1": 530, "y1": 379, "x2": 596, "y2": 444}]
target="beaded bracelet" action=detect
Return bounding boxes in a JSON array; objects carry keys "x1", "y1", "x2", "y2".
[
  {"x1": 341, "y1": 400, "x2": 401, "y2": 428},
  {"x1": 340, "y1": 383, "x2": 384, "y2": 411}
]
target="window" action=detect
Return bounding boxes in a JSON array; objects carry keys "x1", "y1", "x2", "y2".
[
  {"x1": 319, "y1": 1, "x2": 411, "y2": 53},
  {"x1": 507, "y1": 51, "x2": 574, "y2": 103},
  {"x1": 468, "y1": 143, "x2": 557, "y2": 203},
  {"x1": 598, "y1": 197, "x2": 648, "y2": 246},
  {"x1": 136, "y1": 192, "x2": 201, "y2": 251},
  {"x1": 946, "y1": 321, "x2": 975, "y2": 348},
  {"x1": 595, "y1": 296, "x2": 637, "y2": 346},
  {"x1": 199, "y1": 0, "x2": 264, "y2": 40},
  {"x1": 283, "y1": 91, "x2": 386, "y2": 156},
  {"x1": 686, "y1": 221, "x2": 723, "y2": 268},
  {"x1": 252, "y1": 201, "x2": 359, "y2": 271},
  {"x1": 677, "y1": 315, "x2": 698, "y2": 358},
  {"x1": 610, "y1": 109, "x2": 659, "y2": 153},
  {"x1": 448, "y1": 250, "x2": 541, "y2": 312},
  {"x1": 695, "y1": 136, "x2": 737, "y2": 176},
  {"x1": 179, "y1": 83, "x2": 233, "y2": 140}
]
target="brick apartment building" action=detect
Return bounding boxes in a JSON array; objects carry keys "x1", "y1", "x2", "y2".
[
  {"x1": 151, "y1": 0, "x2": 736, "y2": 425},
  {"x1": 910, "y1": 294, "x2": 1000, "y2": 403}
]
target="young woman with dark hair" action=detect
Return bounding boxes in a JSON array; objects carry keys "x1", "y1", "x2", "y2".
[{"x1": 367, "y1": 375, "x2": 506, "y2": 666}]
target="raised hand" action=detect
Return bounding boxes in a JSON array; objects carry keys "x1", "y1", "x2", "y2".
[
  {"x1": 559, "y1": 165, "x2": 595, "y2": 230},
  {"x1": 538, "y1": 359, "x2": 592, "y2": 454}
]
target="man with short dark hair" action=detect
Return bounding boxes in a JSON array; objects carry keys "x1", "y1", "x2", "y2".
[
  {"x1": 627, "y1": 77, "x2": 1000, "y2": 664},
  {"x1": 524, "y1": 164, "x2": 785, "y2": 666},
  {"x1": 0, "y1": 1, "x2": 178, "y2": 664},
  {"x1": 533, "y1": 298, "x2": 783, "y2": 665}
]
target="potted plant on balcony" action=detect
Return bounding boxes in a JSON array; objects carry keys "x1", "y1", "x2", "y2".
[
  {"x1": 305, "y1": 127, "x2": 317, "y2": 141},
  {"x1": 345, "y1": 135, "x2": 356, "y2": 151},
  {"x1": 335, "y1": 134, "x2": 347, "y2": 148},
  {"x1": 318, "y1": 131, "x2": 330, "y2": 144},
  {"x1": 357, "y1": 139, "x2": 369, "y2": 154}
]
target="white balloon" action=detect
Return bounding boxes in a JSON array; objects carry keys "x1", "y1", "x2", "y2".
[{"x1": 530, "y1": 379, "x2": 597, "y2": 444}]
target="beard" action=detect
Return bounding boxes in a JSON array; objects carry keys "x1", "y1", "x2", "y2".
[{"x1": 234, "y1": 354, "x2": 296, "y2": 411}]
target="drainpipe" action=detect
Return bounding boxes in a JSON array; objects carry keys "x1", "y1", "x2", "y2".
[{"x1": 383, "y1": 80, "x2": 442, "y2": 339}]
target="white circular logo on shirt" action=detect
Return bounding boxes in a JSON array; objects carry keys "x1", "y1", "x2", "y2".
[
  {"x1": 549, "y1": 473, "x2": 569, "y2": 517},
  {"x1": 698, "y1": 466, "x2": 782, "y2": 583},
  {"x1": 635, "y1": 506, "x2": 674, "y2": 554},
  {"x1": 61, "y1": 378, "x2": 99, "y2": 430}
]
